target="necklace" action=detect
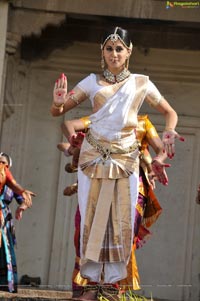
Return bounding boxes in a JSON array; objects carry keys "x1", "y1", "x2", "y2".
[{"x1": 103, "y1": 69, "x2": 130, "y2": 84}]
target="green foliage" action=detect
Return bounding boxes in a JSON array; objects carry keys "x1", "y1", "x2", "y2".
[
  {"x1": 98, "y1": 289, "x2": 153, "y2": 301},
  {"x1": 121, "y1": 291, "x2": 148, "y2": 301}
]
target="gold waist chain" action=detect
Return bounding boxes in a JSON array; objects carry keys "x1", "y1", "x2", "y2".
[{"x1": 86, "y1": 130, "x2": 138, "y2": 161}]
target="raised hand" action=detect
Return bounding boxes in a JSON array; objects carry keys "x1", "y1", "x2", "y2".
[
  {"x1": 53, "y1": 73, "x2": 67, "y2": 107},
  {"x1": 162, "y1": 129, "x2": 185, "y2": 159}
]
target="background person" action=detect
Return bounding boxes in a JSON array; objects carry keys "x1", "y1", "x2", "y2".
[
  {"x1": 196, "y1": 184, "x2": 200, "y2": 204},
  {"x1": 0, "y1": 152, "x2": 35, "y2": 293}
]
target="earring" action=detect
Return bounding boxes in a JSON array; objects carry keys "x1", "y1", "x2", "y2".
[
  {"x1": 125, "y1": 56, "x2": 130, "y2": 69},
  {"x1": 101, "y1": 55, "x2": 105, "y2": 70}
]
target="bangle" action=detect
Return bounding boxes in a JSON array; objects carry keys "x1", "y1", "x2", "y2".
[
  {"x1": 152, "y1": 156, "x2": 161, "y2": 162},
  {"x1": 164, "y1": 127, "x2": 174, "y2": 131},
  {"x1": 70, "y1": 94, "x2": 80, "y2": 105},
  {"x1": 52, "y1": 103, "x2": 64, "y2": 110}
]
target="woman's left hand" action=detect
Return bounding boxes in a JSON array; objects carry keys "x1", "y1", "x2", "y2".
[
  {"x1": 15, "y1": 207, "x2": 24, "y2": 220},
  {"x1": 162, "y1": 130, "x2": 185, "y2": 159}
]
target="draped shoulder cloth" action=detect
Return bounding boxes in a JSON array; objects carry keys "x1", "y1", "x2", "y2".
[{"x1": 79, "y1": 74, "x2": 149, "y2": 179}]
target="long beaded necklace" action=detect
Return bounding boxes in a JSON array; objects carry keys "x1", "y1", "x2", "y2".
[{"x1": 103, "y1": 68, "x2": 130, "y2": 84}]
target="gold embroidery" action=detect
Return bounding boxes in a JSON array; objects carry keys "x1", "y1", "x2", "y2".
[
  {"x1": 145, "y1": 94, "x2": 164, "y2": 107},
  {"x1": 123, "y1": 76, "x2": 148, "y2": 129},
  {"x1": 79, "y1": 132, "x2": 139, "y2": 180},
  {"x1": 82, "y1": 177, "x2": 132, "y2": 263},
  {"x1": 71, "y1": 86, "x2": 88, "y2": 104}
]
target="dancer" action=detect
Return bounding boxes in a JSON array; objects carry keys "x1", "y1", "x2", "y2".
[
  {"x1": 51, "y1": 26, "x2": 184, "y2": 301},
  {"x1": 0, "y1": 152, "x2": 35, "y2": 293}
]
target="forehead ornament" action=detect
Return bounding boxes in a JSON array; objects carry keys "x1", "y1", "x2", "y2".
[
  {"x1": 101, "y1": 27, "x2": 132, "y2": 50},
  {"x1": 110, "y1": 33, "x2": 119, "y2": 43},
  {"x1": 109, "y1": 27, "x2": 120, "y2": 43}
]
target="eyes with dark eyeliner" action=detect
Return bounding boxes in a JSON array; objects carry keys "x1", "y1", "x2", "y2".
[{"x1": 105, "y1": 46, "x2": 124, "y2": 53}]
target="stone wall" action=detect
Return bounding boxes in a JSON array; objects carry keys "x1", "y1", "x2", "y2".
[{"x1": 0, "y1": 1, "x2": 199, "y2": 300}]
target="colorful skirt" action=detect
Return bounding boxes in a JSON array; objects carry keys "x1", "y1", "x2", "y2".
[{"x1": 0, "y1": 203, "x2": 18, "y2": 293}]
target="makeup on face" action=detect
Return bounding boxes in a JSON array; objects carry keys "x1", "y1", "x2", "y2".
[
  {"x1": 103, "y1": 40, "x2": 130, "y2": 73},
  {"x1": 105, "y1": 45, "x2": 125, "y2": 53},
  {"x1": 0, "y1": 156, "x2": 8, "y2": 166}
]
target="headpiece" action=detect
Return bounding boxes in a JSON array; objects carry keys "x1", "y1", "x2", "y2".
[{"x1": 101, "y1": 27, "x2": 133, "y2": 50}]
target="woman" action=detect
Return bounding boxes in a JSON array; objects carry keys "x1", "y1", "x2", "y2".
[
  {"x1": 0, "y1": 152, "x2": 35, "y2": 293},
  {"x1": 51, "y1": 27, "x2": 184, "y2": 300}
]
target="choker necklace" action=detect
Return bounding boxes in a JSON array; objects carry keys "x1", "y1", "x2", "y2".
[{"x1": 103, "y1": 69, "x2": 130, "y2": 84}]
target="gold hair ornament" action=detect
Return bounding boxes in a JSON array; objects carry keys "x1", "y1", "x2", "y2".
[{"x1": 101, "y1": 27, "x2": 133, "y2": 50}]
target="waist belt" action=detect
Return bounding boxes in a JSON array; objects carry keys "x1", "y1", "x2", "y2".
[{"x1": 86, "y1": 130, "x2": 138, "y2": 161}]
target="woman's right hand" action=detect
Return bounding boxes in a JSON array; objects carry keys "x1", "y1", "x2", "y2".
[
  {"x1": 151, "y1": 158, "x2": 171, "y2": 186},
  {"x1": 22, "y1": 190, "x2": 36, "y2": 208},
  {"x1": 70, "y1": 132, "x2": 85, "y2": 148},
  {"x1": 53, "y1": 73, "x2": 67, "y2": 107}
]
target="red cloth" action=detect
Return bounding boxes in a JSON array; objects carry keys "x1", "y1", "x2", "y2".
[{"x1": 0, "y1": 165, "x2": 14, "y2": 194}]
